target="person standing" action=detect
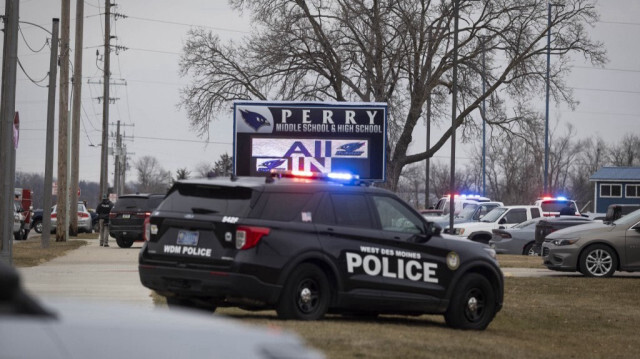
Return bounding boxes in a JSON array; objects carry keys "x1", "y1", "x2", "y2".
[{"x1": 97, "y1": 194, "x2": 114, "y2": 247}]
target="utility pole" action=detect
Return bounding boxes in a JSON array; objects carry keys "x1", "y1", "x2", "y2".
[
  {"x1": 111, "y1": 121, "x2": 133, "y2": 196},
  {"x1": 113, "y1": 121, "x2": 121, "y2": 196},
  {"x1": 100, "y1": 0, "x2": 111, "y2": 200},
  {"x1": 0, "y1": 0, "x2": 20, "y2": 264},
  {"x1": 56, "y1": 0, "x2": 71, "y2": 242},
  {"x1": 42, "y1": 18, "x2": 60, "y2": 249},
  {"x1": 69, "y1": 0, "x2": 85, "y2": 235}
]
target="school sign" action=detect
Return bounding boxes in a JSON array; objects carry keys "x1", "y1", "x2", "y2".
[{"x1": 233, "y1": 101, "x2": 388, "y2": 181}]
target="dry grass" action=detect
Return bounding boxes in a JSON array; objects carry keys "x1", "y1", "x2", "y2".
[
  {"x1": 152, "y1": 276, "x2": 640, "y2": 358},
  {"x1": 12, "y1": 233, "x2": 94, "y2": 267},
  {"x1": 497, "y1": 254, "x2": 545, "y2": 268}
]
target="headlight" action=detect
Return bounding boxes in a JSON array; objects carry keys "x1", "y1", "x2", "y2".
[
  {"x1": 552, "y1": 238, "x2": 579, "y2": 246},
  {"x1": 453, "y1": 228, "x2": 465, "y2": 235},
  {"x1": 484, "y1": 247, "x2": 497, "y2": 259}
]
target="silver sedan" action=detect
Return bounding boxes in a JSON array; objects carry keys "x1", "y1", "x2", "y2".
[
  {"x1": 542, "y1": 209, "x2": 640, "y2": 277},
  {"x1": 489, "y1": 218, "x2": 541, "y2": 255},
  {"x1": 51, "y1": 202, "x2": 93, "y2": 233}
]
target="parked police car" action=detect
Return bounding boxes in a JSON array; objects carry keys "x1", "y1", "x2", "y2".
[{"x1": 138, "y1": 171, "x2": 503, "y2": 330}]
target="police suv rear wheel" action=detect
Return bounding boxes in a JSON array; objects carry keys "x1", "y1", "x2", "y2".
[
  {"x1": 277, "y1": 264, "x2": 330, "y2": 320},
  {"x1": 444, "y1": 273, "x2": 496, "y2": 330}
]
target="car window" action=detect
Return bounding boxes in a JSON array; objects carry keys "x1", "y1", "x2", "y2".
[
  {"x1": 504, "y1": 209, "x2": 527, "y2": 224},
  {"x1": 456, "y1": 204, "x2": 478, "y2": 220},
  {"x1": 482, "y1": 207, "x2": 507, "y2": 222},
  {"x1": 531, "y1": 207, "x2": 541, "y2": 218},
  {"x1": 475, "y1": 204, "x2": 497, "y2": 220},
  {"x1": 329, "y1": 194, "x2": 372, "y2": 228},
  {"x1": 371, "y1": 195, "x2": 424, "y2": 234},
  {"x1": 159, "y1": 184, "x2": 258, "y2": 217},
  {"x1": 257, "y1": 193, "x2": 313, "y2": 222}
]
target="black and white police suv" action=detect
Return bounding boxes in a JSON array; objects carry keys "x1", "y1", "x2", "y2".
[{"x1": 138, "y1": 171, "x2": 503, "y2": 330}]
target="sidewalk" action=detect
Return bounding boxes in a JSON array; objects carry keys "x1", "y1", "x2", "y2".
[{"x1": 17, "y1": 236, "x2": 154, "y2": 308}]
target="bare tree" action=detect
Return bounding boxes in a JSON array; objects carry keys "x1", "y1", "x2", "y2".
[
  {"x1": 134, "y1": 156, "x2": 172, "y2": 193},
  {"x1": 180, "y1": 0, "x2": 605, "y2": 190},
  {"x1": 194, "y1": 161, "x2": 214, "y2": 178},
  {"x1": 609, "y1": 134, "x2": 640, "y2": 167}
]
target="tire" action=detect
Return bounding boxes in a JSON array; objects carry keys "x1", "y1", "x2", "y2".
[
  {"x1": 445, "y1": 273, "x2": 497, "y2": 330},
  {"x1": 523, "y1": 242, "x2": 538, "y2": 256},
  {"x1": 116, "y1": 237, "x2": 134, "y2": 248},
  {"x1": 579, "y1": 244, "x2": 617, "y2": 278},
  {"x1": 276, "y1": 263, "x2": 331, "y2": 320},
  {"x1": 33, "y1": 220, "x2": 43, "y2": 234},
  {"x1": 14, "y1": 229, "x2": 23, "y2": 241},
  {"x1": 22, "y1": 228, "x2": 30, "y2": 240},
  {"x1": 166, "y1": 296, "x2": 217, "y2": 313}
]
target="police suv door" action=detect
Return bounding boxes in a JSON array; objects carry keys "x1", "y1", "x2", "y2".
[{"x1": 315, "y1": 190, "x2": 447, "y2": 311}]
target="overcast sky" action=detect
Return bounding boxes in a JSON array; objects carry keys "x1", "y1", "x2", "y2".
[{"x1": 3, "y1": 0, "x2": 640, "y2": 188}]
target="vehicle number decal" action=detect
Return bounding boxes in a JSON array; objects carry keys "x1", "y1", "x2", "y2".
[{"x1": 222, "y1": 216, "x2": 239, "y2": 223}]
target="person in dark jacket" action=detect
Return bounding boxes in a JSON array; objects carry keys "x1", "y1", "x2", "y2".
[{"x1": 97, "y1": 194, "x2": 114, "y2": 247}]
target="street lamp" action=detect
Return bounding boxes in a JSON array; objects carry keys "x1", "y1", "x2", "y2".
[{"x1": 544, "y1": 2, "x2": 563, "y2": 194}]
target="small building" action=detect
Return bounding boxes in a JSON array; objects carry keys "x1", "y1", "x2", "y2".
[{"x1": 589, "y1": 167, "x2": 640, "y2": 213}]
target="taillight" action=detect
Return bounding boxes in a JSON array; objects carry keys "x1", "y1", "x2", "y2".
[
  {"x1": 143, "y1": 217, "x2": 150, "y2": 241},
  {"x1": 235, "y1": 226, "x2": 270, "y2": 250},
  {"x1": 78, "y1": 212, "x2": 89, "y2": 218},
  {"x1": 136, "y1": 212, "x2": 151, "y2": 219},
  {"x1": 51, "y1": 213, "x2": 57, "y2": 219},
  {"x1": 109, "y1": 213, "x2": 116, "y2": 219}
]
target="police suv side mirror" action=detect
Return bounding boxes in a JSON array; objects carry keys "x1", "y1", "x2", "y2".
[
  {"x1": 498, "y1": 218, "x2": 506, "y2": 225},
  {"x1": 414, "y1": 223, "x2": 441, "y2": 243}
]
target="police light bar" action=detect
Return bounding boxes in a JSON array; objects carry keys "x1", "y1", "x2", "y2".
[{"x1": 269, "y1": 169, "x2": 360, "y2": 182}]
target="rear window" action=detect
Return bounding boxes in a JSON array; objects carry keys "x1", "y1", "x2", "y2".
[
  {"x1": 253, "y1": 193, "x2": 314, "y2": 222},
  {"x1": 114, "y1": 197, "x2": 162, "y2": 212},
  {"x1": 158, "y1": 185, "x2": 258, "y2": 217}
]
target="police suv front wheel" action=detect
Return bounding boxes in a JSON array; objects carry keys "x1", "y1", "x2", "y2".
[
  {"x1": 444, "y1": 273, "x2": 496, "y2": 330},
  {"x1": 277, "y1": 263, "x2": 331, "y2": 320}
]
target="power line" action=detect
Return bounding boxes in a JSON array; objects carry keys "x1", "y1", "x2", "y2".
[
  {"x1": 17, "y1": 58, "x2": 48, "y2": 87},
  {"x1": 573, "y1": 65, "x2": 640, "y2": 73},
  {"x1": 598, "y1": 20, "x2": 640, "y2": 26},
  {"x1": 127, "y1": 15, "x2": 249, "y2": 34},
  {"x1": 569, "y1": 87, "x2": 640, "y2": 95},
  {"x1": 135, "y1": 135, "x2": 232, "y2": 145},
  {"x1": 18, "y1": 25, "x2": 49, "y2": 53}
]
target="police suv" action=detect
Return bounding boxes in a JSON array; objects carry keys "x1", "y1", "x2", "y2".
[{"x1": 138, "y1": 171, "x2": 504, "y2": 330}]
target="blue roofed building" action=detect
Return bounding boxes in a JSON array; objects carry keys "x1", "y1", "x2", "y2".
[{"x1": 589, "y1": 167, "x2": 640, "y2": 213}]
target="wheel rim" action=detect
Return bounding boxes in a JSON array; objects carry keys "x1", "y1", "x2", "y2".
[
  {"x1": 296, "y1": 278, "x2": 320, "y2": 314},
  {"x1": 585, "y1": 249, "x2": 613, "y2": 276},
  {"x1": 35, "y1": 222, "x2": 43, "y2": 233},
  {"x1": 527, "y1": 247, "x2": 537, "y2": 256},
  {"x1": 463, "y1": 288, "x2": 486, "y2": 323}
]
